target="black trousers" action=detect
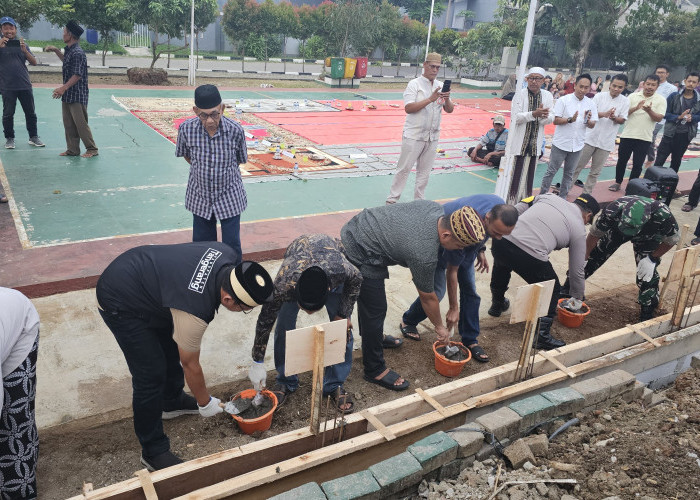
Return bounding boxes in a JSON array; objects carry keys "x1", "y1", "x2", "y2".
[
  {"x1": 356, "y1": 277, "x2": 388, "y2": 379},
  {"x1": 654, "y1": 133, "x2": 691, "y2": 173},
  {"x1": 2, "y1": 89, "x2": 38, "y2": 139},
  {"x1": 689, "y1": 171, "x2": 700, "y2": 207},
  {"x1": 490, "y1": 238, "x2": 560, "y2": 318},
  {"x1": 467, "y1": 147, "x2": 502, "y2": 166},
  {"x1": 615, "y1": 138, "x2": 651, "y2": 184}
]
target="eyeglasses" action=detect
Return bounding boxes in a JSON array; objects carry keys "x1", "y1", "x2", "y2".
[{"x1": 198, "y1": 111, "x2": 221, "y2": 121}]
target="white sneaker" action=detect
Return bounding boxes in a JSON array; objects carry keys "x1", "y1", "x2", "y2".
[
  {"x1": 4, "y1": 138, "x2": 15, "y2": 149},
  {"x1": 29, "y1": 136, "x2": 45, "y2": 147}
]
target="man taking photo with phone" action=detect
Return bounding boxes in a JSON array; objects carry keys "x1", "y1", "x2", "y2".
[
  {"x1": 0, "y1": 16, "x2": 44, "y2": 154},
  {"x1": 386, "y1": 52, "x2": 454, "y2": 204}
]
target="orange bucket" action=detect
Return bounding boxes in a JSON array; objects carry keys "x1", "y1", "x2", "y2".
[
  {"x1": 556, "y1": 298, "x2": 591, "y2": 328},
  {"x1": 432, "y1": 341, "x2": 471, "y2": 377},
  {"x1": 230, "y1": 389, "x2": 278, "y2": 434}
]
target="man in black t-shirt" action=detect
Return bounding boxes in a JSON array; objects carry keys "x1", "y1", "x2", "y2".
[
  {"x1": 0, "y1": 17, "x2": 44, "y2": 151},
  {"x1": 96, "y1": 242, "x2": 273, "y2": 471}
]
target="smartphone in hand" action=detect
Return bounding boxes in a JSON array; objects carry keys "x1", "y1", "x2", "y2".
[
  {"x1": 442, "y1": 80, "x2": 451, "y2": 93},
  {"x1": 6, "y1": 39, "x2": 20, "y2": 48}
]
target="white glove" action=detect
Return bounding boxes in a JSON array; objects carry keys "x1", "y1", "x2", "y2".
[
  {"x1": 248, "y1": 361, "x2": 267, "y2": 391},
  {"x1": 198, "y1": 396, "x2": 223, "y2": 417},
  {"x1": 636, "y1": 256, "x2": 657, "y2": 282},
  {"x1": 561, "y1": 297, "x2": 583, "y2": 312}
]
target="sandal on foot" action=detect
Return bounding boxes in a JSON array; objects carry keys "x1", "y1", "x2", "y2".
[
  {"x1": 364, "y1": 369, "x2": 409, "y2": 391},
  {"x1": 324, "y1": 387, "x2": 354, "y2": 414},
  {"x1": 271, "y1": 385, "x2": 291, "y2": 407},
  {"x1": 81, "y1": 151, "x2": 99, "y2": 158},
  {"x1": 608, "y1": 183, "x2": 621, "y2": 192},
  {"x1": 468, "y1": 344, "x2": 489, "y2": 363},
  {"x1": 0, "y1": 195, "x2": 7, "y2": 204},
  {"x1": 382, "y1": 334, "x2": 403, "y2": 349},
  {"x1": 692, "y1": 237, "x2": 700, "y2": 246},
  {"x1": 59, "y1": 151, "x2": 79, "y2": 156},
  {"x1": 399, "y1": 323, "x2": 420, "y2": 341},
  {"x1": 682, "y1": 204, "x2": 695, "y2": 212}
]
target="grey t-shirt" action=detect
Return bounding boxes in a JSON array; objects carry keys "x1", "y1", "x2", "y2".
[
  {"x1": 341, "y1": 200, "x2": 444, "y2": 292},
  {"x1": 0, "y1": 45, "x2": 32, "y2": 91},
  {"x1": 505, "y1": 193, "x2": 587, "y2": 299}
]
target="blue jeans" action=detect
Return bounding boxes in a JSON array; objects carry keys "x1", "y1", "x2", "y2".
[
  {"x1": 192, "y1": 213, "x2": 242, "y2": 264},
  {"x1": 273, "y1": 288, "x2": 353, "y2": 395},
  {"x1": 402, "y1": 259, "x2": 481, "y2": 346}
]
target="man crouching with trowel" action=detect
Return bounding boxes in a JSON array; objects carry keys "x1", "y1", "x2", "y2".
[{"x1": 96, "y1": 242, "x2": 273, "y2": 471}]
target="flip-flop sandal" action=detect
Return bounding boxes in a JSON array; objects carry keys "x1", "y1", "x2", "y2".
[
  {"x1": 0, "y1": 195, "x2": 7, "y2": 204},
  {"x1": 363, "y1": 369, "x2": 409, "y2": 391},
  {"x1": 468, "y1": 344, "x2": 490, "y2": 363},
  {"x1": 324, "y1": 387, "x2": 355, "y2": 414},
  {"x1": 682, "y1": 204, "x2": 694, "y2": 212},
  {"x1": 382, "y1": 335, "x2": 403, "y2": 349},
  {"x1": 399, "y1": 323, "x2": 420, "y2": 341}
]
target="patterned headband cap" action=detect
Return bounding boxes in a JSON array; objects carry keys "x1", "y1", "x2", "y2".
[{"x1": 450, "y1": 207, "x2": 485, "y2": 246}]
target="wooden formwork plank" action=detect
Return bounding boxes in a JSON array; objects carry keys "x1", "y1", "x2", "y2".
[
  {"x1": 360, "y1": 410, "x2": 396, "y2": 441},
  {"x1": 134, "y1": 470, "x2": 158, "y2": 500},
  {"x1": 626, "y1": 324, "x2": 661, "y2": 347},
  {"x1": 538, "y1": 351, "x2": 576, "y2": 378},
  {"x1": 415, "y1": 388, "x2": 449, "y2": 417}
]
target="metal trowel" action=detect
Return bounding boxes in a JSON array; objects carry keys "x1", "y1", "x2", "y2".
[{"x1": 443, "y1": 345, "x2": 460, "y2": 359}]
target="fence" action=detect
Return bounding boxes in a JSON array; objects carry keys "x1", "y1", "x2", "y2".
[{"x1": 116, "y1": 24, "x2": 150, "y2": 48}]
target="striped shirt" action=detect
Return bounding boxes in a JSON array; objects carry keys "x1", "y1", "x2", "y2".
[
  {"x1": 175, "y1": 116, "x2": 248, "y2": 220},
  {"x1": 62, "y1": 43, "x2": 89, "y2": 105}
]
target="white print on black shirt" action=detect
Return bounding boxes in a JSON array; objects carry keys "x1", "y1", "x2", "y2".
[{"x1": 188, "y1": 248, "x2": 223, "y2": 293}]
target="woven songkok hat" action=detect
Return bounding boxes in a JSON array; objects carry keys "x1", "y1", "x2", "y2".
[{"x1": 450, "y1": 207, "x2": 485, "y2": 246}]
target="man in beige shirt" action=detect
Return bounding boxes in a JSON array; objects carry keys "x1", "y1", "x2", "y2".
[{"x1": 386, "y1": 52, "x2": 454, "y2": 204}]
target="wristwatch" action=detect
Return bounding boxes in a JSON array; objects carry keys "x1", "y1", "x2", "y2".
[{"x1": 567, "y1": 117, "x2": 573, "y2": 123}]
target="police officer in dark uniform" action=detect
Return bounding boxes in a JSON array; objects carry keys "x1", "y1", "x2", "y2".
[{"x1": 96, "y1": 242, "x2": 273, "y2": 471}]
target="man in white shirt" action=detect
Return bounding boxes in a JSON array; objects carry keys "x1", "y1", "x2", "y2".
[
  {"x1": 386, "y1": 52, "x2": 454, "y2": 204},
  {"x1": 646, "y1": 64, "x2": 679, "y2": 166},
  {"x1": 540, "y1": 73, "x2": 598, "y2": 199},
  {"x1": 572, "y1": 74, "x2": 630, "y2": 194}
]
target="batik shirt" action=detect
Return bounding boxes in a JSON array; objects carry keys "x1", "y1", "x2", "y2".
[
  {"x1": 252, "y1": 234, "x2": 362, "y2": 362},
  {"x1": 62, "y1": 43, "x2": 89, "y2": 105},
  {"x1": 520, "y1": 90, "x2": 541, "y2": 156},
  {"x1": 589, "y1": 196, "x2": 679, "y2": 252}
]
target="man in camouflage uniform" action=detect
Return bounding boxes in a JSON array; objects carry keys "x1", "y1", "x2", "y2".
[
  {"x1": 565, "y1": 195, "x2": 678, "y2": 321},
  {"x1": 250, "y1": 234, "x2": 362, "y2": 414}
]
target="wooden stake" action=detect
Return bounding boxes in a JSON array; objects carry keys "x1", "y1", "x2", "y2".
[
  {"x1": 415, "y1": 388, "x2": 449, "y2": 417},
  {"x1": 360, "y1": 410, "x2": 396, "y2": 441},
  {"x1": 134, "y1": 469, "x2": 158, "y2": 500},
  {"x1": 309, "y1": 326, "x2": 325, "y2": 435},
  {"x1": 538, "y1": 351, "x2": 576, "y2": 378},
  {"x1": 515, "y1": 284, "x2": 543, "y2": 381},
  {"x1": 626, "y1": 324, "x2": 661, "y2": 347}
]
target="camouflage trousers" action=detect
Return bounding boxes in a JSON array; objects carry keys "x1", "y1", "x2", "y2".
[{"x1": 585, "y1": 229, "x2": 659, "y2": 308}]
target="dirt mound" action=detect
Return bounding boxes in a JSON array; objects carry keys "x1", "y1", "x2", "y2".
[{"x1": 126, "y1": 67, "x2": 169, "y2": 85}]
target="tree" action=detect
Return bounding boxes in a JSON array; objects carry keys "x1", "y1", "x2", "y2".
[
  {"x1": 124, "y1": 0, "x2": 190, "y2": 68},
  {"x1": 393, "y1": 16, "x2": 426, "y2": 76},
  {"x1": 276, "y1": 1, "x2": 298, "y2": 72},
  {"x1": 194, "y1": 0, "x2": 219, "y2": 53},
  {"x1": 3, "y1": 0, "x2": 47, "y2": 31},
  {"x1": 430, "y1": 28, "x2": 460, "y2": 78},
  {"x1": 388, "y1": 0, "x2": 444, "y2": 23},
  {"x1": 295, "y1": 4, "x2": 316, "y2": 73},
  {"x1": 255, "y1": 0, "x2": 280, "y2": 70},
  {"x1": 222, "y1": 0, "x2": 260, "y2": 71}
]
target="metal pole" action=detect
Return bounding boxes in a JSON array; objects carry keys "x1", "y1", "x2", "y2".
[
  {"x1": 516, "y1": 0, "x2": 538, "y2": 90},
  {"x1": 425, "y1": 0, "x2": 436, "y2": 56},
  {"x1": 188, "y1": 0, "x2": 196, "y2": 86}
]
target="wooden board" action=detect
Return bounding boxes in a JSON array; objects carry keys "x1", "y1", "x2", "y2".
[
  {"x1": 284, "y1": 320, "x2": 346, "y2": 376},
  {"x1": 360, "y1": 410, "x2": 396, "y2": 441},
  {"x1": 510, "y1": 280, "x2": 555, "y2": 324}
]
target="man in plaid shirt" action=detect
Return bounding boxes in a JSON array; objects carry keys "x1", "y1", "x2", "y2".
[
  {"x1": 176, "y1": 85, "x2": 248, "y2": 262},
  {"x1": 45, "y1": 20, "x2": 98, "y2": 158}
]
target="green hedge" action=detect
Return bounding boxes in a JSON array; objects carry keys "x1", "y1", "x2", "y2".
[{"x1": 26, "y1": 39, "x2": 127, "y2": 55}]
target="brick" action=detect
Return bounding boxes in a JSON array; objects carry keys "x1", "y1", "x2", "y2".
[
  {"x1": 571, "y1": 377, "x2": 611, "y2": 407},
  {"x1": 269, "y1": 482, "x2": 326, "y2": 500},
  {"x1": 621, "y1": 380, "x2": 646, "y2": 403},
  {"x1": 691, "y1": 355, "x2": 700, "y2": 369},
  {"x1": 321, "y1": 470, "x2": 380, "y2": 500},
  {"x1": 508, "y1": 395, "x2": 556, "y2": 430},
  {"x1": 503, "y1": 438, "x2": 536, "y2": 468},
  {"x1": 641, "y1": 387, "x2": 654, "y2": 405},
  {"x1": 449, "y1": 422, "x2": 485, "y2": 458},
  {"x1": 522, "y1": 434, "x2": 549, "y2": 457},
  {"x1": 541, "y1": 387, "x2": 585, "y2": 416},
  {"x1": 595, "y1": 370, "x2": 636, "y2": 399},
  {"x1": 368, "y1": 451, "x2": 422, "y2": 497},
  {"x1": 407, "y1": 431, "x2": 459, "y2": 472},
  {"x1": 438, "y1": 457, "x2": 472, "y2": 481},
  {"x1": 476, "y1": 407, "x2": 521, "y2": 440}
]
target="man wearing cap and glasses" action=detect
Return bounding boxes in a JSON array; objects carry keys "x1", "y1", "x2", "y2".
[
  {"x1": 0, "y1": 16, "x2": 44, "y2": 152},
  {"x1": 500, "y1": 67, "x2": 554, "y2": 205},
  {"x1": 468, "y1": 115, "x2": 508, "y2": 167},
  {"x1": 386, "y1": 52, "x2": 454, "y2": 204},
  {"x1": 45, "y1": 20, "x2": 98, "y2": 158},
  {"x1": 176, "y1": 84, "x2": 248, "y2": 262},
  {"x1": 248, "y1": 234, "x2": 362, "y2": 414},
  {"x1": 96, "y1": 242, "x2": 273, "y2": 470},
  {"x1": 341, "y1": 200, "x2": 485, "y2": 391}
]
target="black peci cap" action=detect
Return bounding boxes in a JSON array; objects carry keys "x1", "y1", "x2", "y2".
[
  {"x1": 194, "y1": 84, "x2": 222, "y2": 109},
  {"x1": 295, "y1": 266, "x2": 329, "y2": 312},
  {"x1": 66, "y1": 20, "x2": 84, "y2": 39},
  {"x1": 228, "y1": 261, "x2": 273, "y2": 308},
  {"x1": 573, "y1": 193, "x2": 600, "y2": 217}
]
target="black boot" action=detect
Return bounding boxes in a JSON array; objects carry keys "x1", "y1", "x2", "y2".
[
  {"x1": 640, "y1": 304, "x2": 656, "y2": 322},
  {"x1": 535, "y1": 317, "x2": 566, "y2": 350},
  {"x1": 488, "y1": 297, "x2": 510, "y2": 317},
  {"x1": 559, "y1": 278, "x2": 571, "y2": 299}
]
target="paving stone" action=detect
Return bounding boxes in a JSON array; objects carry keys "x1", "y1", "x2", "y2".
[
  {"x1": 522, "y1": 433, "x2": 549, "y2": 457},
  {"x1": 541, "y1": 387, "x2": 585, "y2": 416},
  {"x1": 448, "y1": 422, "x2": 485, "y2": 458},
  {"x1": 508, "y1": 395, "x2": 556, "y2": 430},
  {"x1": 269, "y1": 482, "x2": 326, "y2": 500},
  {"x1": 622, "y1": 380, "x2": 646, "y2": 403},
  {"x1": 595, "y1": 370, "x2": 636, "y2": 399},
  {"x1": 476, "y1": 406, "x2": 521, "y2": 440},
  {"x1": 641, "y1": 387, "x2": 654, "y2": 405},
  {"x1": 475, "y1": 438, "x2": 509, "y2": 461},
  {"x1": 321, "y1": 470, "x2": 380, "y2": 500},
  {"x1": 571, "y1": 377, "x2": 611, "y2": 407},
  {"x1": 691, "y1": 354, "x2": 700, "y2": 369},
  {"x1": 368, "y1": 451, "x2": 423, "y2": 497},
  {"x1": 407, "y1": 431, "x2": 459, "y2": 472},
  {"x1": 503, "y1": 438, "x2": 536, "y2": 468}
]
